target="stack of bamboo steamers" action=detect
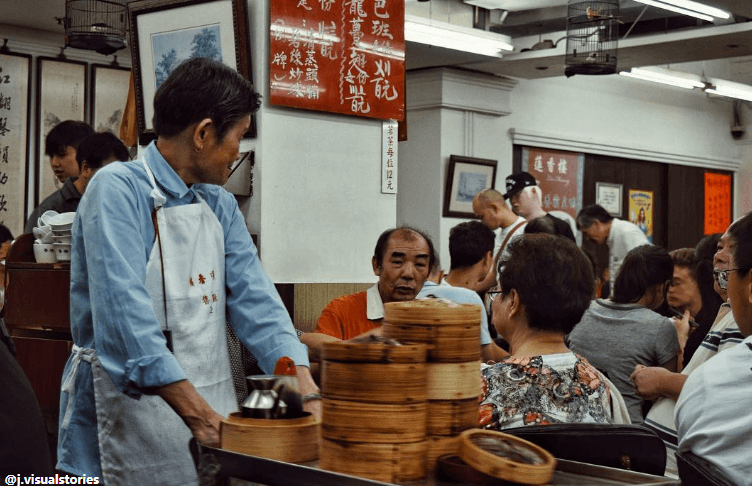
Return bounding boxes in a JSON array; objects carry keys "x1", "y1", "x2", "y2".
[{"x1": 319, "y1": 299, "x2": 482, "y2": 482}]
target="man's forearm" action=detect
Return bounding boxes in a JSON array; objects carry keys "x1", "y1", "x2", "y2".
[{"x1": 156, "y1": 379, "x2": 222, "y2": 446}]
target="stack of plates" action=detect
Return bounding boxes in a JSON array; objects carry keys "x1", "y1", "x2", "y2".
[{"x1": 48, "y1": 212, "x2": 75, "y2": 262}]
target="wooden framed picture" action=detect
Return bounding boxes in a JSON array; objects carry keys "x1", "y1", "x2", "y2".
[
  {"x1": 595, "y1": 182, "x2": 623, "y2": 217},
  {"x1": 443, "y1": 155, "x2": 498, "y2": 218},
  {"x1": 128, "y1": 0, "x2": 256, "y2": 145},
  {"x1": 0, "y1": 50, "x2": 32, "y2": 236},
  {"x1": 91, "y1": 63, "x2": 131, "y2": 135},
  {"x1": 35, "y1": 56, "x2": 88, "y2": 206}
]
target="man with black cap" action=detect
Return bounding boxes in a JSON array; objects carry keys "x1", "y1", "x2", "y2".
[{"x1": 503, "y1": 172, "x2": 575, "y2": 242}]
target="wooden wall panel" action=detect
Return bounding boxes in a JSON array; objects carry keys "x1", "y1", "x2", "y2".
[{"x1": 293, "y1": 283, "x2": 373, "y2": 332}]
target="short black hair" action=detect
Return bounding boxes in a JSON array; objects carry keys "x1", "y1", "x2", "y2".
[
  {"x1": 612, "y1": 245, "x2": 673, "y2": 304},
  {"x1": 0, "y1": 224, "x2": 13, "y2": 244},
  {"x1": 153, "y1": 57, "x2": 261, "y2": 142},
  {"x1": 449, "y1": 221, "x2": 495, "y2": 270},
  {"x1": 524, "y1": 216, "x2": 558, "y2": 236},
  {"x1": 76, "y1": 132, "x2": 130, "y2": 171},
  {"x1": 576, "y1": 204, "x2": 614, "y2": 230},
  {"x1": 44, "y1": 120, "x2": 94, "y2": 157},
  {"x1": 498, "y1": 234, "x2": 594, "y2": 334},
  {"x1": 727, "y1": 212, "x2": 752, "y2": 279},
  {"x1": 373, "y1": 226, "x2": 436, "y2": 271}
]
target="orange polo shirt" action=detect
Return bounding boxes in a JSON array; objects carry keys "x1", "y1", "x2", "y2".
[{"x1": 314, "y1": 290, "x2": 382, "y2": 340}]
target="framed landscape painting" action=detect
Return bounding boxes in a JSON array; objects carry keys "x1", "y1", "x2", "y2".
[
  {"x1": 128, "y1": 0, "x2": 256, "y2": 144},
  {"x1": 443, "y1": 155, "x2": 498, "y2": 218}
]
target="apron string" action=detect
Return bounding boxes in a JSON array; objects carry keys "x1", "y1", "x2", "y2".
[{"x1": 60, "y1": 344, "x2": 95, "y2": 430}]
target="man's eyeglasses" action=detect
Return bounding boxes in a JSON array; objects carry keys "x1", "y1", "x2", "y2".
[
  {"x1": 713, "y1": 268, "x2": 746, "y2": 291},
  {"x1": 487, "y1": 289, "x2": 505, "y2": 301}
]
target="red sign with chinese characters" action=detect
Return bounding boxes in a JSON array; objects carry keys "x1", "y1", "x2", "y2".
[
  {"x1": 269, "y1": 0, "x2": 405, "y2": 121},
  {"x1": 525, "y1": 148, "x2": 580, "y2": 219},
  {"x1": 704, "y1": 172, "x2": 732, "y2": 235}
]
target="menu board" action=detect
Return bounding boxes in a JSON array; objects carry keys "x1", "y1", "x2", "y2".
[
  {"x1": 0, "y1": 52, "x2": 31, "y2": 237},
  {"x1": 269, "y1": 0, "x2": 405, "y2": 121},
  {"x1": 704, "y1": 172, "x2": 731, "y2": 235},
  {"x1": 522, "y1": 147, "x2": 582, "y2": 219}
]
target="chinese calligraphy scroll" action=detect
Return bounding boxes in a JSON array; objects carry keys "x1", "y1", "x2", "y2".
[
  {"x1": 0, "y1": 52, "x2": 31, "y2": 236},
  {"x1": 521, "y1": 147, "x2": 583, "y2": 220},
  {"x1": 704, "y1": 172, "x2": 731, "y2": 235},
  {"x1": 381, "y1": 120, "x2": 397, "y2": 193},
  {"x1": 269, "y1": 0, "x2": 405, "y2": 121}
]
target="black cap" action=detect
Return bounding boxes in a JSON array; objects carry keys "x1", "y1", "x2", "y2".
[{"x1": 503, "y1": 172, "x2": 537, "y2": 199}]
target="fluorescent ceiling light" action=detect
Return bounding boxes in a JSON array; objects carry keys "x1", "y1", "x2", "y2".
[
  {"x1": 619, "y1": 67, "x2": 705, "y2": 89},
  {"x1": 633, "y1": 0, "x2": 714, "y2": 22},
  {"x1": 404, "y1": 15, "x2": 513, "y2": 57},
  {"x1": 706, "y1": 80, "x2": 752, "y2": 102},
  {"x1": 655, "y1": 0, "x2": 730, "y2": 19}
]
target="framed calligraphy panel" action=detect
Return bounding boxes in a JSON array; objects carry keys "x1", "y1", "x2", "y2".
[
  {"x1": 91, "y1": 63, "x2": 131, "y2": 136},
  {"x1": 0, "y1": 51, "x2": 32, "y2": 236},
  {"x1": 269, "y1": 0, "x2": 405, "y2": 121},
  {"x1": 129, "y1": 0, "x2": 256, "y2": 145},
  {"x1": 35, "y1": 56, "x2": 88, "y2": 207}
]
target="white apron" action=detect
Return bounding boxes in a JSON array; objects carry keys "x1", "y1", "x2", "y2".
[{"x1": 90, "y1": 159, "x2": 237, "y2": 485}]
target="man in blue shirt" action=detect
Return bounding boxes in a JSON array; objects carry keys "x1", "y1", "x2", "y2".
[{"x1": 57, "y1": 58, "x2": 318, "y2": 485}]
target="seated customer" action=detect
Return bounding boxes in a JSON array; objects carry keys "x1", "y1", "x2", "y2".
[
  {"x1": 568, "y1": 245, "x2": 684, "y2": 423},
  {"x1": 300, "y1": 227, "x2": 434, "y2": 362},
  {"x1": 479, "y1": 234, "x2": 629, "y2": 430},
  {"x1": 676, "y1": 212, "x2": 752, "y2": 486},
  {"x1": 25, "y1": 132, "x2": 129, "y2": 234},
  {"x1": 417, "y1": 221, "x2": 507, "y2": 362}
]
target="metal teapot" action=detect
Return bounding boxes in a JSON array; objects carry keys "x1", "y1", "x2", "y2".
[{"x1": 241, "y1": 374, "x2": 300, "y2": 419}]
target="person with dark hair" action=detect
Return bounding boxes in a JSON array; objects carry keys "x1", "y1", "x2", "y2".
[
  {"x1": 523, "y1": 215, "x2": 559, "y2": 236},
  {"x1": 25, "y1": 132, "x2": 130, "y2": 234},
  {"x1": 417, "y1": 221, "x2": 508, "y2": 362},
  {"x1": 479, "y1": 234, "x2": 629, "y2": 430},
  {"x1": 633, "y1": 232, "x2": 743, "y2": 478},
  {"x1": 44, "y1": 120, "x2": 94, "y2": 184},
  {"x1": 56, "y1": 58, "x2": 315, "y2": 484},
  {"x1": 568, "y1": 244, "x2": 684, "y2": 423},
  {"x1": 676, "y1": 212, "x2": 752, "y2": 486},
  {"x1": 577, "y1": 204, "x2": 648, "y2": 296}
]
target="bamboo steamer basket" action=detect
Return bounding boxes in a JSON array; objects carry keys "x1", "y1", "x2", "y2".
[
  {"x1": 458, "y1": 429, "x2": 557, "y2": 485},
  {"x1": 426, "y1": 397, "x2": 479, "y2": 436},
  {"x1": 425, "y1": 435, "x2": 460, "y2": 471},
  {"x1": 426, "y1": 361, "x2": 481, "y2": 400},
  {"x1": 320, "y1": 438, "x2": 427, "y2": 482},
  {"x1": 321, "y1": 342, "x2": 427, "y2": 404},
  {"x1": 322, "y1": 399, "x2": 426, "y2": 443},
  {"x1": 383, "y1": 300, "x2": 482, "y2": 362},
  {"x1": 220, "y1": 412, "x2": 320, "y2": 463}
]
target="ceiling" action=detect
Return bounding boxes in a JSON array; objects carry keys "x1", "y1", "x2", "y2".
[{"x1": 2, "y1": 0, "x2": 752, "y2": 82}]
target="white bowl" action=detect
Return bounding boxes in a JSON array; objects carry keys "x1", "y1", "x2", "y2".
[
  {"x1": 33, "y1": 243, "x2": 57, "y2": 263},
  {"x1": 52, "y1": 229, "x2": 72, "y2": 237},
  {"x1": 33, "y1": 225, "x2": 54, "y2": 243},
  {"x1": 53, "y1": 235, "x2": 72, "y2": 244},
  {"x1": 48, "y1": 212, "x2": 76, "y2": 230},
  {"x1": 38, "y1": 210, "x2": 59, "y2": 228},
  {"x1": 53, "y1": 243, "x2": 72, "y2": 261}
]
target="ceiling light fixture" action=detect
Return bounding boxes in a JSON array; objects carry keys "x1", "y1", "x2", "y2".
[
  {"x1": 619, "y1": 67, "x2": 705, "y2": 89},
  {"x1": 404, "y1": 15, "x2": 514, "y2": 57},
  {"x1": 706, "y1": 80, "x2": 752, "y2": 103},
  {"x1": 632, "y1": 0, "x2": 729, "y2": 22}
]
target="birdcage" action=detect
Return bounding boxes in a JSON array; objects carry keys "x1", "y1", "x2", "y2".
[
  {"x1": 65, "y1": 0, "x2": 127, "y2": 55},
  {"x1": 565, "y1": 0, "x2": 619, "y2": 77}
]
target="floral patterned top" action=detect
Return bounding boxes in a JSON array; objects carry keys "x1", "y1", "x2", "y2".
[{"x1": 479, "y1": 352, "x2": 613, "y2": 430}]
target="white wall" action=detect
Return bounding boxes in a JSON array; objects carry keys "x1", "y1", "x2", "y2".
[{"x1": 246, "y1": 1, "x2": 396, "y2": 283}]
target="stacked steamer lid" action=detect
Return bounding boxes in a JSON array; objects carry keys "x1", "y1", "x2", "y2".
[
  {"x1": 319, "y1": 339, "x2": 429, "y2": 482},
  {"x1": 383, "y1": 299, "x2": 482, "y2": 472}
]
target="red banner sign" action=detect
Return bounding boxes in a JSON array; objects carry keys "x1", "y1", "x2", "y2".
[
  {"x1": 526, "y1": 148, "x2": 580, "y2": 219},
  {"x1": 269, "y1": 0, "x2": 405, "y2": 121},
  {"x1": 704, "y1": 172, "x2": 732, "y2": 235}
]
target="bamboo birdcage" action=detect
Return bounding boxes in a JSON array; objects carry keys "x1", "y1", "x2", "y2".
[
  {"x1": 65, "y1": 0, "x2": 127, "y2": 55},
  {"x1": 565, "y1": 0, "x2": 619, "y2": 77}
]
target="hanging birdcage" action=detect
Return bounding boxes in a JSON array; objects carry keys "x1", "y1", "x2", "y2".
[
  {"x1": 565, "y1": 0, "x2": 619, "y2": 77},
  {"x1": 65, "y1": 0, "x2": 127, "y2": 55}
]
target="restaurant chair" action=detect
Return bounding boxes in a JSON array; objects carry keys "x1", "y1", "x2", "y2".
[
  {"x1": 675, "y1": 450, "x2": 738, "y2": 486},
  {"x1": 503, "y1": 423, "x2": 666, "y2": 476}
]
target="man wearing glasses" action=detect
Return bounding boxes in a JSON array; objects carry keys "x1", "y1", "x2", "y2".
[
  {"x1": 675, "y1": 213, "x2": 752, "y2": 485},
  {"x1": 632, "y1": 222, "x2": 745, "y2": 478}
]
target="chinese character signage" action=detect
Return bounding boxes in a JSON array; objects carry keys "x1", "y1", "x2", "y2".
[
  {"x1": 269, "y1": 0, "x2": 405, "y2": 121},
  {"x1": 0, "y1": 52, "x2": 31, "y2": 236},
  {"x1": 381, "y1": 120, "x2": 397, "y2": 194},
  {"x1": 522, "y1": 147, "x2": 583, "y2": 220},
  {"x1": 704, "y1": 172, "x2": 731, "y2": 235},
  {"x1": 629, "y1": 189, "x2": 653, "y2": 243}
]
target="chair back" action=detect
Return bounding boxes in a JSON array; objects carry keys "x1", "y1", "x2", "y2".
[
  {"x1": 675, "y1": 450, "x2": 738, "y2": 486},
  {"x1": 504, "y1": 423, "x2": 666, "y2": 476}
]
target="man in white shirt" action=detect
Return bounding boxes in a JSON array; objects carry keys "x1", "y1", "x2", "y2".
[{"x1": 577, "y1": 204, "x2": 648, "y2": 295}]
